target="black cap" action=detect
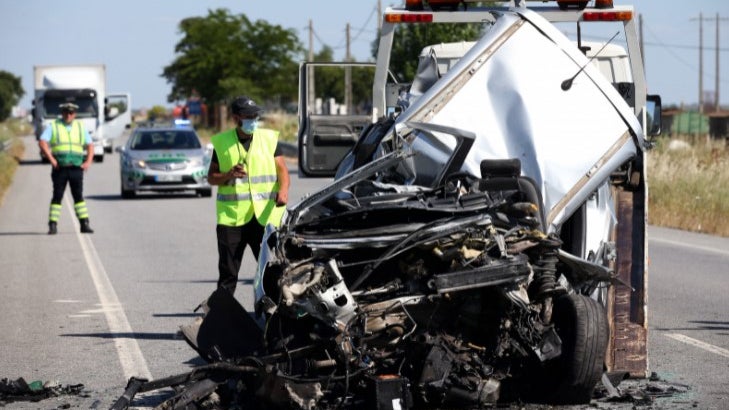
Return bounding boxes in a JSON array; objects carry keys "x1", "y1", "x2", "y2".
[
  {"x1": 59, "y1": 102, "x2": 79, "y2": 112},
  {"x1": 230, "y1": 96, "x2": 263, "y2": 116}
]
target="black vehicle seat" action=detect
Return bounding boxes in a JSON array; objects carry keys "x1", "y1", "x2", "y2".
[{"x1": 479, "y1": 158, "x2": 545, "y2": 229}]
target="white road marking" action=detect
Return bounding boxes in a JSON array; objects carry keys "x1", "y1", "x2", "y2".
[
  {"x1": 664, "y1": 333, "x2": 729, "y2": 359},
  {"x1": 65, "y1": 196, "x2": 153, "y2": 381},
  {"x1": 53, "y1": 299, "x2": 83, "y2": 303},
  {"x1": 649, "y1": 237, "x2": 729, "y2": 257}
]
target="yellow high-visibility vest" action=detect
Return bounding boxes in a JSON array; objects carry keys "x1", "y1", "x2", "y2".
[
  {"x1": 50, "y1": 120, "x2": 86, "y2": 166},
  {"x1": 211, "y1": 128, "x2": 285, "y2": 227}
]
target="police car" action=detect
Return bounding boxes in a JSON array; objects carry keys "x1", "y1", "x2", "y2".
[{"x1": 118, "y1": 120, "x2": 212, "y2": 198}]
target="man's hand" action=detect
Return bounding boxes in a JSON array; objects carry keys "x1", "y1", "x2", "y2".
[
  {"x1": 229, "y1": 164, "x2": 247, "y2": 179},
  {"x1": 276, "y1": 190, "x2": 288, "y2": 206},
  {"x1": 81, "y1": 160, "x2": 92, "y2": 171}
]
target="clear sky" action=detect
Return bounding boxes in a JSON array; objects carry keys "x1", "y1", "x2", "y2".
[{"x1": 1, "y1": 0, "x2": 727, "y2": 110}]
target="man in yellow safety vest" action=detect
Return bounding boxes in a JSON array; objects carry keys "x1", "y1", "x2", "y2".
[
  {"x1": 207, "y1": 96, "x2": 290, "y2": 294},
  {"x1": 38, "y1": 102, "x2": 95, "y2": 235}
]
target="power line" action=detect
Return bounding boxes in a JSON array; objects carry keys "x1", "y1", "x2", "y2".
[
  {"x1": 642, "y1": 24, "x2": 696, "y2": 71},
  {"x1": 306, "y1": 1, "x2": 379, "y2": 57}
]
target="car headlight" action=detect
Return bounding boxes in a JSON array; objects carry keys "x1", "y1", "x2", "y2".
[{"x1": 132, "y1": 159, "x2": 146, "y2": 169}]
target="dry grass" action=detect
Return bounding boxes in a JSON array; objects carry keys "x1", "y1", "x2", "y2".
[
  {"x1": 0, "y1": 139, "x2": 25, "y2": 204},
  {"x1": 0, "y1": 120, "x2": 31, "y2": 203},
  {"x1": 647, "y1": 136, "x2": 729, "y2": 237},
  {"x1": 261, "y1": 110, "x2": 298, "y2": 143}
]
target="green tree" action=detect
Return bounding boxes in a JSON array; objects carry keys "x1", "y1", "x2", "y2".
[
  {"x1": 162, "y1": 8, "x2": 304, "y2": 108},
  {"x1": 0, "y1": 70, "x2": 25, "y2": 122},
  {"x1": 147, "y1": 105, "x2": 169, "y2": 121}
]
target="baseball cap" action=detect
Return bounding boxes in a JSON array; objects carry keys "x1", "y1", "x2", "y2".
[
  {"x1": 230, "y1": 96, "x2": 263, "y2": 117},
  {"x1": 59, "y1": 102, "x2": 79, "y2": 112}
]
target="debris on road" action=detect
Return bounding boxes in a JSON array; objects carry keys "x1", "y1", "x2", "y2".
[{"x1": 0, "y1": 377, "x2": 87, "y2": 405}]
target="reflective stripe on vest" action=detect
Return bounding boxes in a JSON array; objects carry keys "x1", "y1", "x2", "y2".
[
  {"x1": 225, "y1": 175, "x2": 278, "y2": 186},
  {"x1": 216, "y1": 192, "x2": 278, "y2": 202},
  {"x1": 50, "y1": 120, "x2": 85, "y2": 166},
  {"x1": 211, "y1": 128, "x2": 285, "y2": 227}
]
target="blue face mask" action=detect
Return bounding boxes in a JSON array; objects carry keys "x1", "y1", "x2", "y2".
[{"x1": 239, "y1": 118, "x2": 258, "y2": 134}]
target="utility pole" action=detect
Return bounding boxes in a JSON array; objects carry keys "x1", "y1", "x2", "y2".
[
  {"x1": 308, "y1": 19, "x2": 316, "y2": 113},
  {"x1": 345, "y1": 23, "x2": 352, "y2": 115},
  {"x1": 691, "y1": 13, "x2": 704, "y2": 113},
  {"x1": 691, "y1": 13, "x2": 728, "y2": 113},
  {"x1": 713, "y1": 13, "x2": 729, "y2": 112},
  {"x1": 715, "y1": 13, "x2": 719, "y2": 111}
]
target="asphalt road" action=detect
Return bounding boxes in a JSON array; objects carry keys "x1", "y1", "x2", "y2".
[{"x1": 0, "y1": 134, "x2": 727, "y2": 409}]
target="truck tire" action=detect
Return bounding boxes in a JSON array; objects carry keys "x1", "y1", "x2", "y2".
[
  {"x1": 94, "y1": 154, "x2": 104, "y2": 163},
  {"x1": 547, "y1": 294, "x2": 609, "y2": 404}
]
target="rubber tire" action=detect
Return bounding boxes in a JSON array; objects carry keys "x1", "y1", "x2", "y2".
[
  {"x1": 121, "y1": 187, "x2": 136, "y2": 199},
  {"x1": 545, "y1": 294, "x2": 609, "y2": 404},
  {"x1": 94, "y1": 154, "x2": 104, "y2": 163}
]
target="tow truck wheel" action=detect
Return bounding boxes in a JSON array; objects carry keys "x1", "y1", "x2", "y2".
[{"x1": 546, "y1": 294, "x2": 609, "y2": 404}]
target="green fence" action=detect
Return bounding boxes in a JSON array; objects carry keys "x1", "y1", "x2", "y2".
[{"x1": 669, "y1": 111, "x2": 710, "y2": 135}]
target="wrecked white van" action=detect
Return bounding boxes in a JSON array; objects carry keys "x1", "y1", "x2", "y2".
[{"x1": 112, "y1": 2, "x2": 663, "y2": 409}]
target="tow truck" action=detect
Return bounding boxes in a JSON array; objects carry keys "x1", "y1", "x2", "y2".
[
  {"x1": 298, "y1": 0, "x2": 661, "y2": 379},
  {"x1": 109, "y1": 1, "x2": 665, "y2": 408}
]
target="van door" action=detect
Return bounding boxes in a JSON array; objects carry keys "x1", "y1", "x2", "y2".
[
  {"x1": 298, "y1": 62, "x2": 381, "y2": 177},
  {"x1": 102, "y1": 93, "x2": 132, "y2": 152}
]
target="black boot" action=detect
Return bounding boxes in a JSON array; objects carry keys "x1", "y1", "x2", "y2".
[
  {"x1": 80, "y1": 219, "x2": 94, "y2": 234},
  {"x1": 48, "y1": 222, "x2": 57, "y2": 235}
]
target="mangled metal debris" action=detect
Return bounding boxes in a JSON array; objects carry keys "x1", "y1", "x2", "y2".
[
  {"x1": 0, "y1": 377, "x2": 86, "y2": 405},
  {"x1": 111, "y1": 151, "x2": 620, "y2": 409}
]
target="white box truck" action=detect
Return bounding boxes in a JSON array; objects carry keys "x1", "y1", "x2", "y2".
[{"x1": 32, "y1": 64, "x2": 131, "y2": 162}]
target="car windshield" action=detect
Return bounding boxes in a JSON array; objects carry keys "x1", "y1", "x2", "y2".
[{"x1": 130, "y1": 130, "x2": 201, "y2": 150}]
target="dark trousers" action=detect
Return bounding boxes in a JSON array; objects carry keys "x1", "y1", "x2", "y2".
[
  {"x1": 51, "y1": 166, "x2": 84, "y2": 204},
  {"x1": 216, "y1": 220, "x2": 265, "y2": 294}
]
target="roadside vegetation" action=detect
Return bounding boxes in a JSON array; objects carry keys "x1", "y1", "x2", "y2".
[
  {"x1": 648, "y1": 136, "x2": 729, "y2": 237},
  {"x1": 0, "y1": 119, "x2": 29, "y2": 204}
]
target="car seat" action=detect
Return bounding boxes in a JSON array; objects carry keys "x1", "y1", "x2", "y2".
[{"x1": 479, "y1": 158, "x2": 545, "y2": 229}]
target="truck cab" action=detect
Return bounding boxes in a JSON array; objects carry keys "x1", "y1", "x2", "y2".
[
  {"x1": 32, "y1": 65, "x2": 132, "y2": 162},
  {"x1": 297, "y1": 0, "x2": 661, "y2": 379}
]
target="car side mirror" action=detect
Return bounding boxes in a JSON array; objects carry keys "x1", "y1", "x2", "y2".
[{"x1": 646, "y1": 94, "x2": 662, "y2": 137}]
